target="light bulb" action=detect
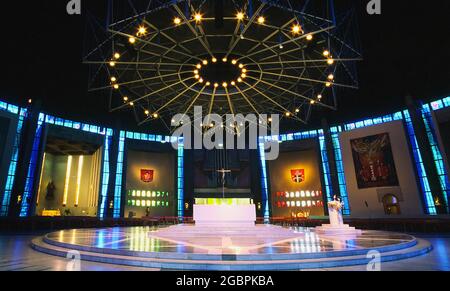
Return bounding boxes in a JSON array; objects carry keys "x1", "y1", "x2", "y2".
[
  {"x1": 292, "y1": 24, "x2": 302, "y2": 34},
  {"x1": 194, "y1": 13, "x2": 202, "y2": 22}
]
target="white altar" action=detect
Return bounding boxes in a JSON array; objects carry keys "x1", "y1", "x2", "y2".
[
  {"x1": 193, "y1": 204, "x2": 256, "y2": 227},
  {"x1": 315, "y1": 201, "x2": 361, "y2": 235}
]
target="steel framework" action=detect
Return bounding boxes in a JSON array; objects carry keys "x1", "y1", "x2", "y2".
[{"x1": 84, "y1": 0, "x2": 361, "y2": 131}]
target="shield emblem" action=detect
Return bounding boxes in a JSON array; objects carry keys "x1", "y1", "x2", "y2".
[
  {"x1": 291, "y1": 169, "x2": 305, "y2": 183},
  {"x1": 141, "y1": 170, "x2": 154, "y2": 183}
]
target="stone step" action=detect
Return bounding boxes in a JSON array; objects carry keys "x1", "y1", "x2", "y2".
[{"x1": 31, "y1": 236, "x2": 432, "y2": 271}]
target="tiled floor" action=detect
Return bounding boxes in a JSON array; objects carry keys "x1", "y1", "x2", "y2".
[{"x1": 0, "y1": 233, "x2": 449, "y2": 271}]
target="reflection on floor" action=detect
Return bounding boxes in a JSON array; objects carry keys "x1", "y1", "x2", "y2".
[
  {"x1": 0, "y1": 231, "x2": 449, "y2": 271},
  {"x1": 44, "y1": 226, "x2": 418, "y2": 255}
]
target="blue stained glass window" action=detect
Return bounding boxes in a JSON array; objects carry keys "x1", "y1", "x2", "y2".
[
  {"x1": 99, "y1": 134, "x2": 112, "y2": 218},
  {"x1": 328, "y1": 127, "x2": 350, "y2": 215},
  {"x1": 112, "y1": 131, "x2": 125, "y2": 218},
  {"x1": 421, "y1": 104, "x2": 450, "y2": 211},
  {"x1": 403, "y1": 110, "x2": 437, "y2": 215},
  {"x1": 0, "y1": 107, "x2": 26, "y2": 216},
  {"x1": 258, "y1": 142, "x2": 270, "y2": 223},
  {"x1": 177, "y1": 140, "x2": 184, "y2": 219},
  {"x1": 20, "y1": 112, "x2": 44, "y2": 217}
]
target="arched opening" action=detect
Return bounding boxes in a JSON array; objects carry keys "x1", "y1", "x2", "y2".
[{"x1": 382, "y1": 194, "x2": 401, "y2": 215}]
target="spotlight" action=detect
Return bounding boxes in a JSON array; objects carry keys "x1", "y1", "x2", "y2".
[
  {"x1": 202, "y1": 60, "x2": 208, "y2": 65},
  {"x1": 199, "y1": 78, "x2": 204, "y2": 83},
  {"x1": 327, "y1": 58, "x2": 335, "y2": 65},
  {"x1": 268, "y1": 117, "x2": 273, "y2": 123},
  {"x1": 212, "y1": 57, "x2": 218, "y2": 63},
  {"x1": 222, "y1": 57, "x2": 228, "y2": 62},
  {"x1": 306, "y1": 34, "x2": 313, "y2": 41},
  {"x1": 195, "y1": 75, "x2": 200, "y2": 79},
  {"x1": 231, "y1": 81, "x2": 236, "y2": 86},
  {"x1": 257, "y1": 16, "x2": 265, "y2": 24},
  {"x1": 326, "y1": 82, "x2": 332, "y2": 87},
  {"x1": 110, "y1": 76, "x2": 117, "y2": 82},
  {"x1": 206, "y1": 81, "x2": 211, "y2": 86},
  {"x1": 241, "y1": 73, "x2": 247, "y2": 78},
  {"x1": 295, "y1": 108, "x2": 300, "y2": 113},
  {"x1": 236, "y1": 12, "x2": 245, "y2": 20},
  {"x1": 194, "y1": 13, "x2": 202, "y2": 22},
  {"x1": 145, "y1": 110, "x2": 150, "y2": 115},
  {"x1": 323, "y1": 50, "x2": 330, "y2": 57},
  {"x1": 328, "y1": 74, "x2": 334, "y2": 80},
  {"x1": 194, "y1": 70, "x2": 199, "y2": 74},
  {"x1": 292, "y1": 24, "x2": 302, "y2": 34},
  {"x1": 137, "y1": 26, "x2": 147, "y2": 36},
  {"x1": 231, "y1": 59, "x2": 238, "y2": 65},
  {"x1": 285, "y1": 112, "x2": 291, "y2": 117},
  {"x1": 114, "y1": 53, "x2": 121, "y2": 59},
  {"x1": 129, "y1": 37, "x2": 136, "y2": 44},
  {"x1": 123, "y1": 96, "x2": 129, "y2": 102},
  {"x1": 222, "y1": 82, "x2": 228, "y2": 88},
  {"x1": 130, "y1": 102, "x2": 134, "y2": 106},
  {"x1": 237, "y1": 77, "x2": 243, "y2": 82},
  {"x1": 310, "y1": 100, "x2": 316, "y2": 104},
  {"x1": 174, "y1": 17, "x2": 182, "y2": 25},
  {"x1": 239, "y1": 64, "x2": 244, "y2": 69},
  {"x1": 196, "y1": 64, "x2": 202, "y2": 69},
  {"x1": 28, "y1": 99, "x2": 32, "y2": 104},
  {"x1": 109, "y1": 61, "x2": 116, "y2": 67},
  {"x1": 214, "y1": 83, "x2": 219, "y2": 88},
  {"x1": 113, "y1": 84, "x2": 119, "y2": 89},
  {"x1": 153, "y1": 113, "x2": 159, "y2": 118},
  {"x1": 317, "y1": 94, "x2": 323, "y2": 100},
  {"x1": 242, "y1": 68, "x2": 247, "y2": 73}
]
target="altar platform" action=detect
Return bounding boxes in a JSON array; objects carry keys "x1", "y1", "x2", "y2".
[{"x1": 31, "y1": 226, "x2": 432, "y2": 270}]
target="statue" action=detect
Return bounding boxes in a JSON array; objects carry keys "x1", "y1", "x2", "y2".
[
  {"x1": 315, "y1": 195, "x2": 361, "y2": 235},
  {"x1": 45, "y1": 181, "x2": 56, "y2": 201}
]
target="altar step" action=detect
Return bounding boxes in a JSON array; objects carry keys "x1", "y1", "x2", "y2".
[
  {"x1": 152, "y1": 224, "x2": 302, "y2": 239},
  {"x1": 31, "y1": 235, "x2": 432, "y2": 271}
]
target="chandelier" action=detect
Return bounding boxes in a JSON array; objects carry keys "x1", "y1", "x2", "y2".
[{"x1": 84, "y1": 0, "x2": 361, "y2": 130}]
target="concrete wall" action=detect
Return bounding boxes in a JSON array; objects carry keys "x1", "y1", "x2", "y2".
[
  {"x1": 268, "y1": 146, "x2": 324, "y2": 217},
  {"x1": 339, "y1": 120, "x2": 424, "y2": 218},
  {"x1": 125, "y1": 150, "x2": 175, "y2": 218}
]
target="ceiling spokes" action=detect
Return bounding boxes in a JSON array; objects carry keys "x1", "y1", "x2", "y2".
[{"x1": 85, "y1": 0, "x2": 361, "y2": 128}]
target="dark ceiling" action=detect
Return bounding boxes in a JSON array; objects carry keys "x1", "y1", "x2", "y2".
[
  {"x1": 1, "y1": 0, "x2": 450, "y2": 134},
  {"x1": 45, "y1": 136, "x2": 100, "y2": 156}
]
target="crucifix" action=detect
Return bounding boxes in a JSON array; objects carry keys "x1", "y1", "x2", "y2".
[{"x1": 217, "y1": 168, "x2": 232, "y2": 199}]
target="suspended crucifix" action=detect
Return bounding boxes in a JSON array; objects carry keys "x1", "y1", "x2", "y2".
[{"x1": 217, "y1": 168, "x2": 232, "y2": 199}]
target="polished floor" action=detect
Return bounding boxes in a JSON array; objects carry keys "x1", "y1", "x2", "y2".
[
  {"x1": 43, "y1": 226, "x2": 417, "y2": 256},
  {"x1": 0, "y1": 229, "x2": 448, "y2": 271}
]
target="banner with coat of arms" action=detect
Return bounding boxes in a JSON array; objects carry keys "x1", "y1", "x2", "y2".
[
  {"x1": 291, "y1": 169, "x2": 305, "y2": 183},
  {"x1": 141, "y1": 169, "x2": 154, "y2": 183}
]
